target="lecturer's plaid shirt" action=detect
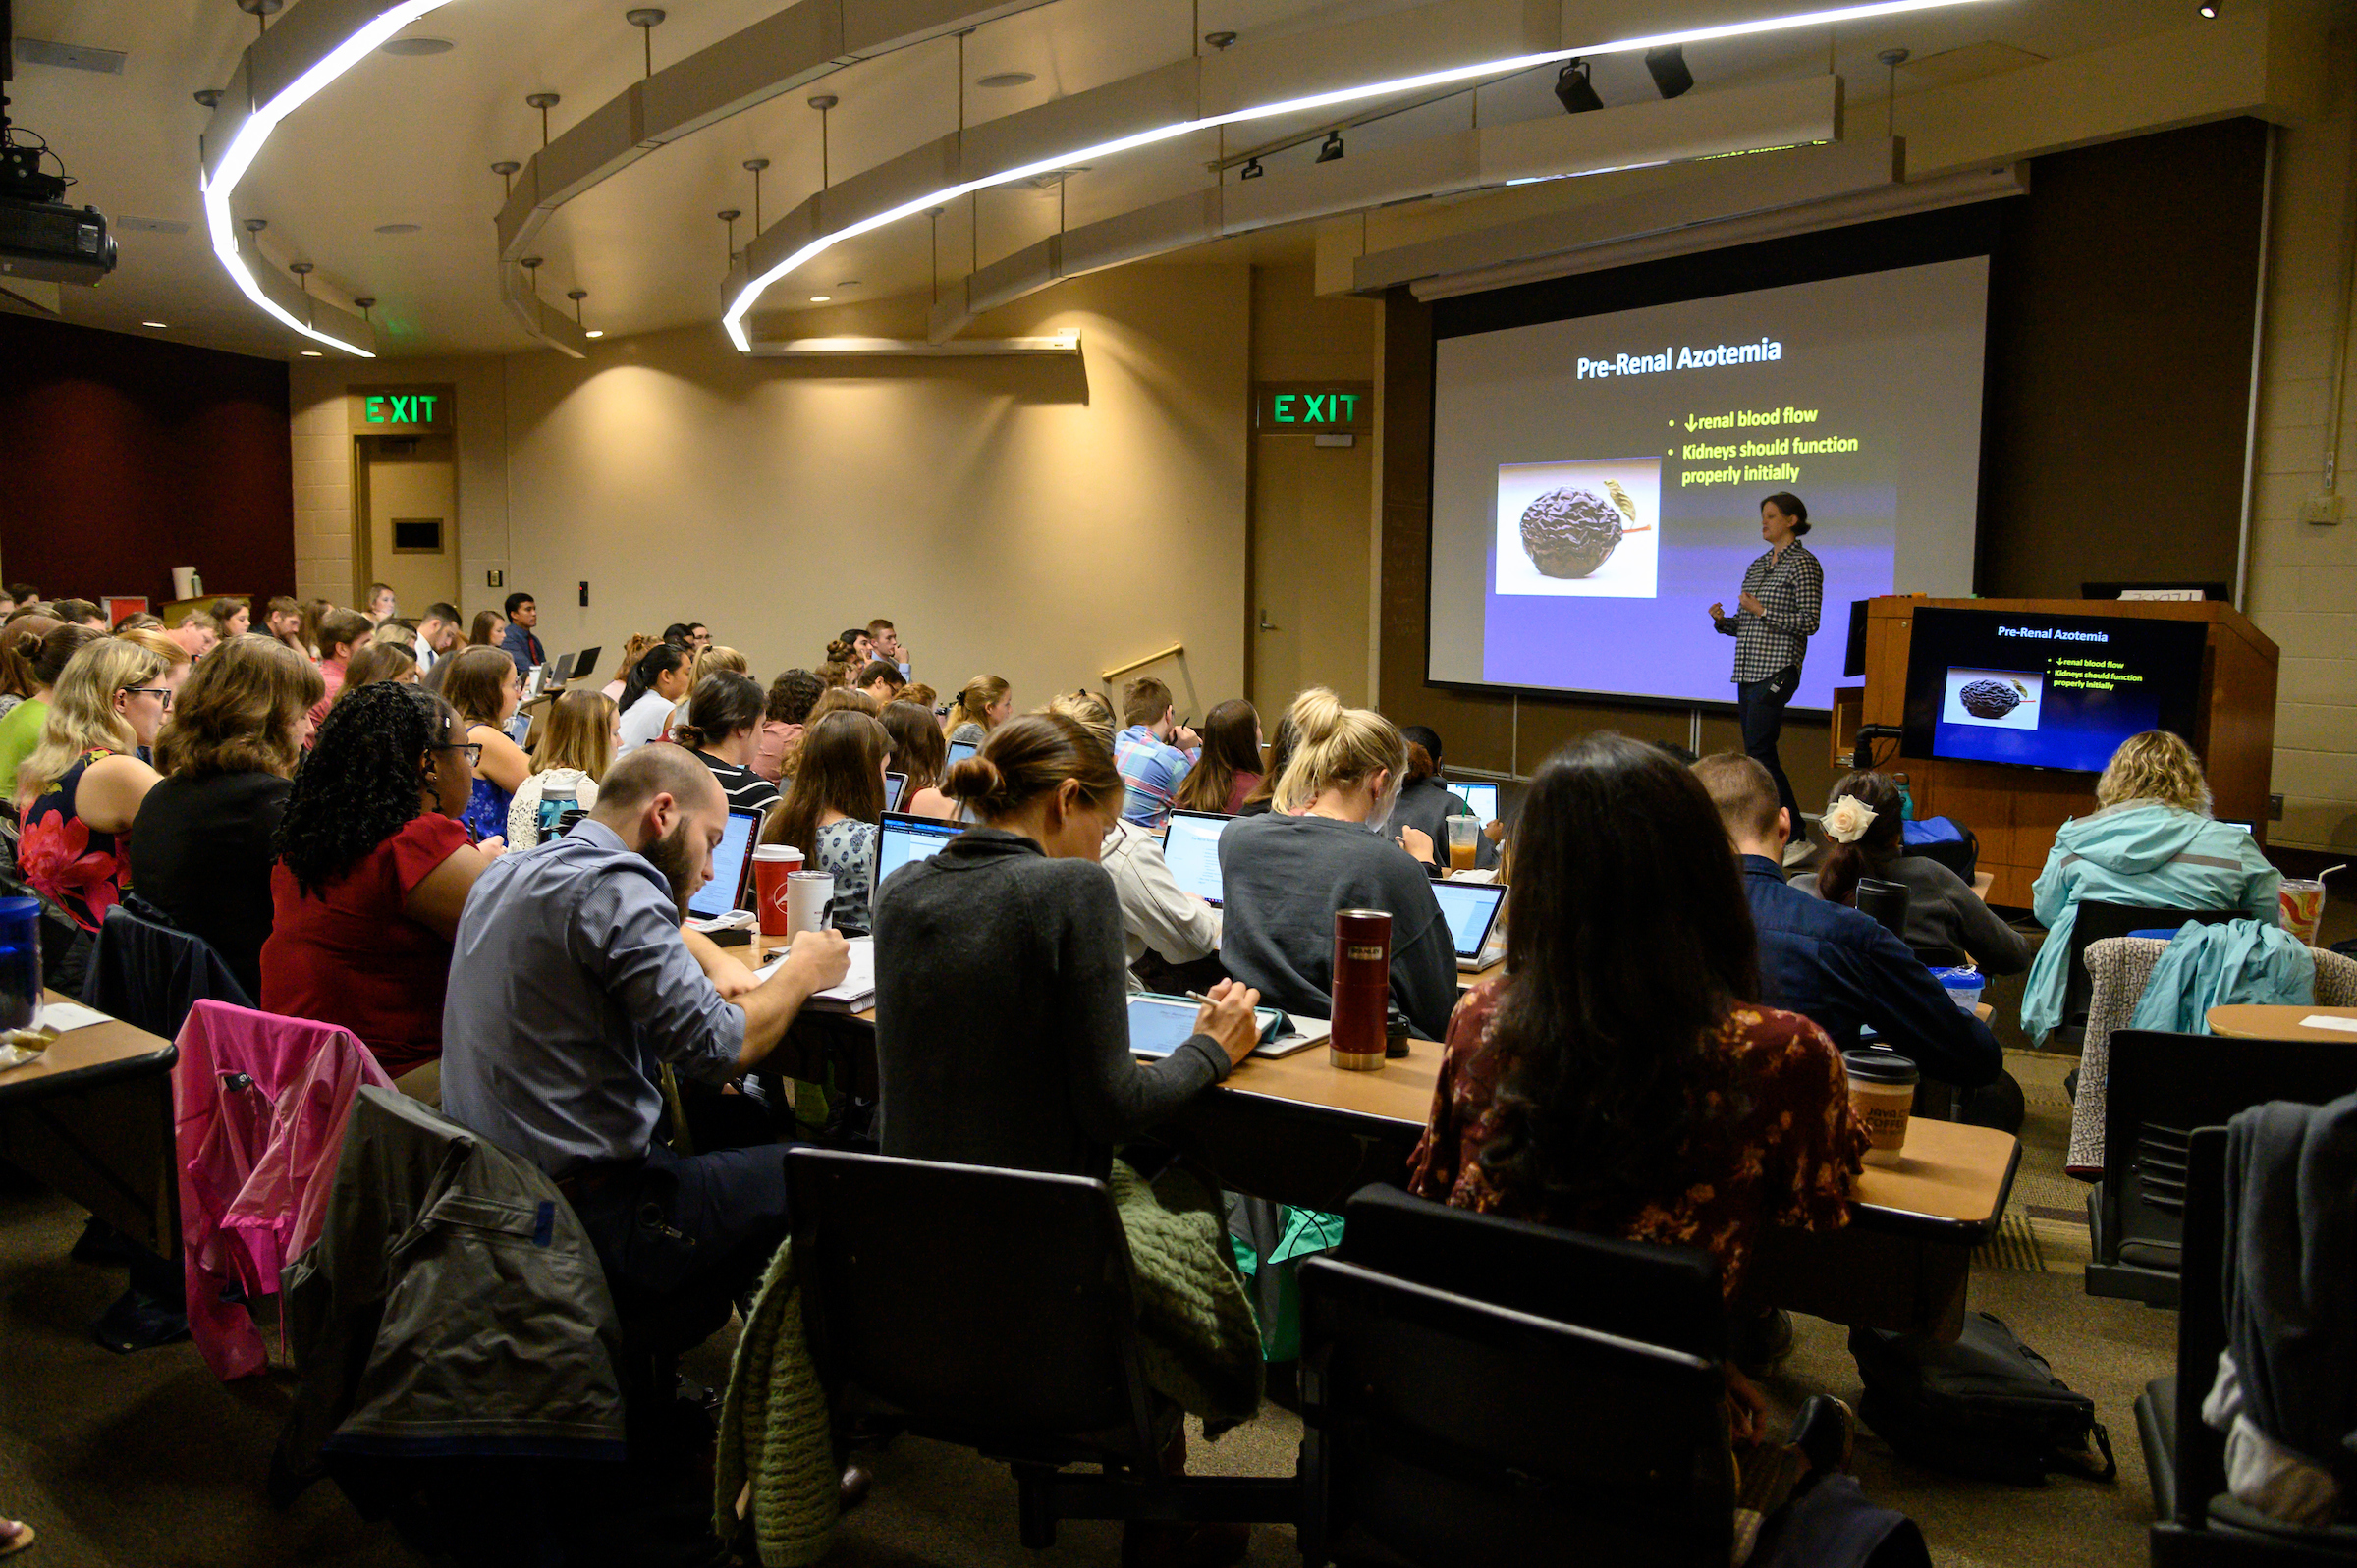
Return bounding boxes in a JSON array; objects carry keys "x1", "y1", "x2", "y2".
[{"x1": 1715, "y1": 539, "x2": 1824, "y2": 685}]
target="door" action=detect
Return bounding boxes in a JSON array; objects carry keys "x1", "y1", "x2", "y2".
[
  {"x1": 356, "y1": 435, "x2": 458, "y2": 617},
  {"x1": 1250, "y1": 434, "x2": 1372, "y2": 712}
]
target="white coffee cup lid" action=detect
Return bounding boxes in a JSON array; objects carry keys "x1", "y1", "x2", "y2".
[{"x1": 751, "y1": 845, "x2": 799, "y2": 859}]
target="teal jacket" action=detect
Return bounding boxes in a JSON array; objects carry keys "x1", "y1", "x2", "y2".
[
  {"x1": 2019, "y1": 803, "x2": 2280, "y2": 1042},
  {"x1": 2125, "y1": 920, "x2": 2315, "y2": 1036}
]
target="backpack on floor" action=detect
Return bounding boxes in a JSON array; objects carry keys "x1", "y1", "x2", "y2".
[{"x1": 1849, "y1": 1312, "x2": 2116, "y2": 1487}]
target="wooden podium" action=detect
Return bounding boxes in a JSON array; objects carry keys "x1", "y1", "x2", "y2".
[{"x1": 1842, "y1": 597, "x2": 2278, "y2": 907}]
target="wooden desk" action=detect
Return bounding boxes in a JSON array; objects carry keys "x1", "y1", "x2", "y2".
[
  {"x1": 2208, "y1": 1004, "x2": 2357, "y2": 1041},
  {"x1": 0, "y1": 993, "x2": 178, "y2": 1255}
]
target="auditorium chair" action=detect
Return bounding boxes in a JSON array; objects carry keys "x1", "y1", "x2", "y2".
[{"x1": 1299, "y1": 1185, "x2": 1730, "y2": 1567}]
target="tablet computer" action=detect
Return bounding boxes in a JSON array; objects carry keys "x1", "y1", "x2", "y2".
[
  {"x1": 945, "y1": 738, "x2": 978, "y2": 768},
  {"x1": 884, "y1": 770, "x2": 907, "y2": 812},
  {"x1": 1160, "y1": 809, "x2": 1233, "y2": 906},
  {"x1": 1127, "y1": 993, "x2": 1285, "y2": 1058}
]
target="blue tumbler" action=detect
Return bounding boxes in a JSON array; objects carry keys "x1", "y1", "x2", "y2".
[{"x1": 0, "y1": 898, "x2": 40, "y2": 1032}]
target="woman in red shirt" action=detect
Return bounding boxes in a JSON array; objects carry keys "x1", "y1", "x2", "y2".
[{"x1": 261, "y1": 682, "x2": 500, "y2": 1083}]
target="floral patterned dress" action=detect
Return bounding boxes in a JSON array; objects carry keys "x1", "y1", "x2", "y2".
[
  {"x1": 1408, "y1": 979, "x2": 1868, "y2": 1297},
  {"x1": 814, "y1": 818, "x2": 880, "y2": 936},
  {"x1": 20, "y1": 748, "x2": 132, "y2": 933}
]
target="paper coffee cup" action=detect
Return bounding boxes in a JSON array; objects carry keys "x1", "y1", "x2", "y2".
[
  {"x1": 1843, "y1": 1050, "x2": 1920, "y2": 1168},
  {"x1": 750, "y1": 845, "x2": 803, "y2": 937},
  {"x1": 785, "y1": 869, "x2": 834, "y2": 940}
]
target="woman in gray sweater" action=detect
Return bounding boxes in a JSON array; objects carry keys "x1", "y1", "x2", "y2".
[
  {"x1": 871, "y1": 713, "x2": 1261, "y2": 1179},
  {"x1": 1792, "y1": 770, "x2": 2031, "y2": 974}
]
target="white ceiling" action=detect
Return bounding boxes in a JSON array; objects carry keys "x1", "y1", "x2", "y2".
[{"x1": 0, "y1": 0, "x2": 2264, "y2": 361}]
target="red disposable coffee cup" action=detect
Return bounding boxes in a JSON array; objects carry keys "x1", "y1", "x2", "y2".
[{"x1": 751, "y1": 845, "x2": 803, "y2": 937}]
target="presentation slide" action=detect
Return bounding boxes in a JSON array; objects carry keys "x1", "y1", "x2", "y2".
[
  {"x1": 1428, "y1": 258, "x2": 1989, "y2": 709},
  {"x1": 1900, "y1": 608, "x2": 2208, "y2": 774}
]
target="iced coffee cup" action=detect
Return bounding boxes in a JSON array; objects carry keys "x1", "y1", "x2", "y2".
[{"x1": 1842, "y1": 1050, "x2": 1920, "y2": 1169}]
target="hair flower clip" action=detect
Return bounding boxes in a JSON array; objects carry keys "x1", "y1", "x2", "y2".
[{"x1": 1822, "y1": 795, "x2": 1878, "y2": 844}]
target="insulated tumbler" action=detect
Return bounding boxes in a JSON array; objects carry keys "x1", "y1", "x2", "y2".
[{"x1": 1330, "y1": 908, "x2": 1393, "y2": 1071}]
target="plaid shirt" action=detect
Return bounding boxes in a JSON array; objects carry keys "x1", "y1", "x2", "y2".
[{"x1": 1716, "y1": 540, "x2": 1823, "y2": 685}]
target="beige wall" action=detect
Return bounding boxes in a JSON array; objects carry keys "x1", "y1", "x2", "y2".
[
  {"x1": 2247, "y1": 47, "x2": 2357, "y2": 855},
  {"x1": 297, "y1": 267, "x2": 1251, "y2": 714}
]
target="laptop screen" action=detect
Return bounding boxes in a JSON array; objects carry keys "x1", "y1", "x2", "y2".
[
  {"x1": 945, "y1": 738, "x2": 978, "y2": 768},
  {"x1": 1430, "y1": 880, "x2": 1507, "y2": 959},
  {"x1": 875, "y1": 812, "x2": 962, "y2": 893},
  {"x1": 1161, "y1": 810, "x2": 1233, "y2": 904},
  {"x1": 685, "y1": 808, "x2": 766, "y2": 920},
  {"x1": 1446, "y1": 781, "x2": 1499, "y2": 820},
  {"x1": 573, "y1": 646, "x2": 602, "y2": 681},
  {"x1": 884, "y1": 772, "x2": 906, "y2": 812}
]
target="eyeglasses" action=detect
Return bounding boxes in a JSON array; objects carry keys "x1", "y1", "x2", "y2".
[
  {"x1": 430, "y1": 741, "x2": 484, "y2": 766},
  {"x1": 123, "y1": 686, "x2": 174, "y2": 709}
]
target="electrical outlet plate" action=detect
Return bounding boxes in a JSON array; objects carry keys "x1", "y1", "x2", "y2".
[
  {"x1": 486, "y1": 568, "x2": 505, "y2": 587},
  {"x1": 2301, "y1": 493, "x2": 2342, "y2": 525},
  {"x1": 2270, "y1": 793, "x2": 2285, "y2": 822}
]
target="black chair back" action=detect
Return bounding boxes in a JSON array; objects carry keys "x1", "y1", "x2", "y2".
[
  {"x1": 81, "y1": 897, "x2": 253, "y2": 1039},
  {"x1": 1853, "y1": 877, "x2": 1911, "y2": 939},
  {"x1": 1337, "y1": 1183, "x2": 1724, "y2": 1359},
  {"x1": 2061, "y1": 900, "x2": 2243, "y2": 1033},
  {"x1": 1300, "y1": 1256, "x2": 1730, "y2": 1568},
  {"x1": 2089, "y1": 1031, "x2": 2357, "y2": 1306},
  {"x1": 783, "y1": 1148, "x2": 1155, "y2": 1456}
]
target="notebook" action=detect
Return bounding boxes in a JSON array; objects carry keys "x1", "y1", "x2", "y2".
[
  {"x1": 685, "y1": 807, "x2": 767, "y2": 921},
  {"x1": 1160, "y1": 809, "x2": 1233, "y2": 906},
  {"x1": 874, "y1": 811, "x2": 962, "y2": 895},
  {"x1": 755, "y1": 935, "x2": 876, "y2": 1012},
  {"x1": 1446, "y1": 780, "x2": 1499, "y2": 820},
  {"x1": 1431, "y1": 879, "x2": 1507, "y2": 970}
]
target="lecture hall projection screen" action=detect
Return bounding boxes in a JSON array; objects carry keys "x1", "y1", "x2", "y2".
[{"x1": 1426, "y1": 256, "x2": 1989, "y2": 711}]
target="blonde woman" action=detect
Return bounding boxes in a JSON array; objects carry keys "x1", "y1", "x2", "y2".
[
  {"x1": 509, "y1": 688, "x2": 618, "y2": 850},
  {"x1": 16, "y1": 638, "x2": 178, "y2": 936},
  {"x1": 1216, "y1": 687, "x2": 1455, "y2": 1040},
  {"x1": 2018, "y1": 730, "x2": 2280, "y2": 1042},
  {"x1": 944, "y1": 675, "x2": 1012, "y2": 748}
]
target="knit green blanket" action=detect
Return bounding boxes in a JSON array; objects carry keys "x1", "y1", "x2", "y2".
[{"x1": 713, "y1": 1160, "x2": 1264, "y2": 1566}]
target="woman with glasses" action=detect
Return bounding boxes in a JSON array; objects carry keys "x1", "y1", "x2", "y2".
[
  {"x1": 15, "y1": 638, "x2": 182, "y2": 954},
  {"x1": 438, "y1": 644, "x2": 529, "y2": 843},
  {"x1": 261, "y1": 682, "x2": 502, "y2": 1086}
]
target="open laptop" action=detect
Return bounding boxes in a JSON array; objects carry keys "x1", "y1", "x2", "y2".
[
  {"x1": 874, "y1": 811, "x2": 962, "y2": 895},
  {"x1": 883, "y1": 771, "x2": 907, "y2": 812},
  {"x1": 945, "y1": 738, "x2": 978, "y2": 768},
  {"x1": 1445, "y1": 780, "x2": 1499, "y2": 820},
  {"x1": 685, "y1": 807, "x2": 767, "y2": 921},
  {"x1": 547, "y1": 650, "x2": 576, "y2": 684},
  {"x1": 1161, "y1": 809, "x2": 1233, "y2": 906},
  {"x1": 572, "y1": 646, "x2": 603, "y2": 683},
  {"x1": 1432, "y1": 879, "x2": 1507, "y2": 971}
]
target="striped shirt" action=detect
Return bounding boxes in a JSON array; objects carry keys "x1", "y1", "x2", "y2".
[
  {"x1": 1716, "y1": 539, "x2": 1824, "y2": 684},
  {"x1": 1115, "y1": 726, "x2": 1195, "y2": 830}
]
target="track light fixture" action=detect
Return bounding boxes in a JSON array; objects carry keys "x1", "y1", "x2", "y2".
[
  {"x1": 1316, "y1": 131, "x2": 1343, "y2": 163},
  {"x1": 1644, "y1": 44, "x2": 1693, "y2": 99},
  {"x1": 1239, "y1": 157, "x2": 1264, "y2": 180},
  {"x1": 1554, "y1": 58, "x2": 1603, "y2": 115}
]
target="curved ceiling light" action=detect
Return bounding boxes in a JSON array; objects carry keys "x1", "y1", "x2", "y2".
[
  {"x1": 200, "y1": 0, "x2": 460, "y2": 356},
  {"x1": 722, "y1": 0, "x2": 1993, "y2": 351}
]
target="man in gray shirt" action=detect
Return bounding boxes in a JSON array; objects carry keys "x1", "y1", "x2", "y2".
[{"x1": 441, "y1": 744, "x2": 848, "y2": 1354}]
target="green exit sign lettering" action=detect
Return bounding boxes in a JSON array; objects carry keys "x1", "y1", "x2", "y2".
[
  {"x1": 1255, "y1": 381, "x2": 1373, "y2": 434},
  {"x1": 364, "y1": 393, "x2": 439, "y2": 424},
  {"x1": 349, "y1": 384, "x2": 453, "y2": 433}
]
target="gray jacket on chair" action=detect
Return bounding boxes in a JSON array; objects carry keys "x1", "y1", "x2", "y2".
[{"x1": 276, "y1": 1087, "x2": 627, "y2": 1485}]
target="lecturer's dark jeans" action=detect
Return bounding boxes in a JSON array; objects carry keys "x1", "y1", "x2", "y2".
[{"x1": 1738, "y1": 667, "x2": 1803, "y2": 835}]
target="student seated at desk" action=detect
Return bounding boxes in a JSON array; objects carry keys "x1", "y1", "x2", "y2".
[
  {"x1": 440, "y1": 645, "x2": 528, "y2": 845},
  {"x1": 0, "y1": 622, "x2": 99, "y2": 803},
  {"x1": 616, "y1": 643, "x2": 690, "y2": 757},
  {"x1": 756, "y1": 667, "x2": 824, "y2": 784},
  {"x1": 336, "y1": 640, "x2": 419, "y2": 697},
  {"x1": 1175, "y1": 698, "x2": 1262, "y2": 816},
  {"x1": 871, "y1": 711, "x2": 1262, "y2": 1176},
  {"x1": 1392, "y1": 724, "x2": 1498, "y2": 873},
  {"x1": 1791, "y1": 771, "x2": 2029, "y2": 974},
  {"x1": 508, "y1": 687, "x2": 617, "y2": 850},
  {"x1": 131, "y1": 636, "x2": 324, "y2": 1000},
  {"x1": 1693, "y1": 753, "x2": 2002, "y2": 1098},
  {"x1": 942, "y1": 674, "x2": 1012, "y2": 748},
  {"x1": 663, "y1": 646, "x2": 749, "y2": 741},
  {"x1": 878, "y1": 698, "x2": 957, "y2": 821},
  {"x1": 16, "y1": 638, "x2": 181, "y2": 943},
  {"x1": 854, "y1": 659, "x2": 906, "y2": 706},
  {"x1": 1218, "y1": 688, "x2": 1455, "y2": 1041},
  {"x1": 677, "y1": 671, "x2": 781, "y2": 816},
  {"x1": 762, "y1": 710, "x2": 891, "y2": 935},
  {"x1": 262, "y1": 683, "x2": 502, "y2": 1083},
  {"x1": 440, "y1": 746, "x2": 850, "y2": 1356},
  {"x1": 1113, "y1": 676, "x2": 1200, "y2": 830},
  {"x1": 2017, "y1": 730, "x2": 2279, "y2": 1044}
]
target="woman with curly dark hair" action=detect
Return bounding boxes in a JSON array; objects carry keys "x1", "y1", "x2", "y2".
[
  {"x1": 260, "y1": 682, "x2": 500, "y2": 1081},
  {"x1": 755, "y1": 667, "x2": 825, "y2": 784}
]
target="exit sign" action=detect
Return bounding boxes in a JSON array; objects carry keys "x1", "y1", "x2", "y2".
[
  {"x1": 1255, "y1": 381, "x2": 1373, "y2": 434},
  {"x1": 348, "y1": 384, "x2": 452, "y2": 434}
]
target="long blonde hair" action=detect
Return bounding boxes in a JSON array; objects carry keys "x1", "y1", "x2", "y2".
[
  {"x1": 533, "y1": 688, "x2": 619, "y2": 780},
  {"x1": 2096, "y1": 730, "x2": 2213, "y2": 816},
  {"x1": 1271, "y1": 686, "x2": 1407, "y2": 815},
  {"x1": 19, "y1": 639, "x2": 170, "y2": 804},
  {"x1": 945, "y1": 675, "x2": 1010, "y2": 734}
]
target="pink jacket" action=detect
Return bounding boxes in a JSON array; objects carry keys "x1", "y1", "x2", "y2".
[{"x1": 173, "y1": 1000, "x2": 394, "y2": 1380}]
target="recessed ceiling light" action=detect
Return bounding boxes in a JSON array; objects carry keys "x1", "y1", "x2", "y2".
[
  {"x1": 141, "y1": 320, "x2": 168, "y2": 328},
  {"x1": 975, "y1": 71, "x2": 1034, "y2": 88},
  {"x1": 374, "y1": 222, "x2": 422, "y2": 235},
  {"x1": 301, "y1": 350, "x2": 323, "y2": 356},
  {"x1": 379, "y1": 36, "x2": 456, "y2": 55},
  {"x1": 584, "y1": 329, "x2": 604, "y2": 338},
  {"x1": 808, "y1": 294, "x2": 831, "y2": 302}
]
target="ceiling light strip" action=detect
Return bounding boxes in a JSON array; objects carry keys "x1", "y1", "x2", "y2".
[
  {"x1": 723, "y1": 0, "x2": 1989, "y2": 350},
  {"x1": 200, "y1": 0, "x2": 457, "y2": 356}
]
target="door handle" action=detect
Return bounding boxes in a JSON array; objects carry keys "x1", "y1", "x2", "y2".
[{"x1": 1258, "y1": 611, "x2": 1279, "y2": 631}]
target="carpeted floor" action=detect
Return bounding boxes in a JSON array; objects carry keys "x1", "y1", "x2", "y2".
[{"x1": 7, "y1": 892, "x2": 2348, "y2": 1565}]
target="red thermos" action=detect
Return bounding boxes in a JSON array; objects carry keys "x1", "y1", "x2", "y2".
[{"x1": 1330, "y1": 909, "x2": 1393, "y2": 1071}]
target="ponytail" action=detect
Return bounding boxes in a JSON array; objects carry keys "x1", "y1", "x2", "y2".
[
  {"x1": 944, "y1": 675, "x2": 1010, "y2": 735},
  {"x1": 1271, "y1": 687, "x2": 1406, "y2": 814},
  {"x1": 621, "y1": 643, "x2": 686, "y2": 712}
]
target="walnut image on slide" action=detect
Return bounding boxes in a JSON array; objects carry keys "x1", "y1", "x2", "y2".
[
  {"x1": 1957, "y1": 678, "x2": 2024, "y2": 720},
  {"x1": 1518, "y1": 484, "x2": 1635, "y2": 578}
]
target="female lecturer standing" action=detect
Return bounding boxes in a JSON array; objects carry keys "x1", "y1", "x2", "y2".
[{"x1": 1710, "y1": 492, "x2": 1822, "y2": 840}]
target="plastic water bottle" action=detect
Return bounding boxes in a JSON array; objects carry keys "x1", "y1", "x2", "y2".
[
  {"x1": 537, "y1": 778, "x2": 576, "y2": 839},
  {"x1": 0, "y1": 897, "x2": 40, "y2": 1033}
]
